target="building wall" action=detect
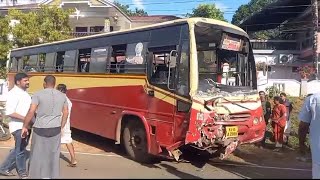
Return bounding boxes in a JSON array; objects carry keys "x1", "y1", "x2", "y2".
[
  {"x1": 131, "y1": 21, "x2": 158, "y2": 28},
  {"x1": 0, "y1": 0, "x2": 41, "y2": 6}
]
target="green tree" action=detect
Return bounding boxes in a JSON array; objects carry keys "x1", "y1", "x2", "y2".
[
  {"x1": 0, "y1": 5, "x2": 73, "y2": 71},
  {"x1": 0, "y1": 16, "x2": 11, "y2": 64},
  {"x1": 231, "y1": 0, "x2": 276, "y2": 26},
  {"x1": 187, "y1": 4, "x2": 226, "y2": 22},
  {"x1": 231, "y1": 0, "x2": 281, "y2": 40},
  {"x1": 8, "y1": 5, "x2": 73, "y2": 47},
  {"x1": 114, "y1": 1, "x2": 148, "y2": 16}
]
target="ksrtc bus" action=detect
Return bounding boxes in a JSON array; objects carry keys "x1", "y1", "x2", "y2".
[{"x1": 7, "y1": 18, "x2": 265, "y2": 163}]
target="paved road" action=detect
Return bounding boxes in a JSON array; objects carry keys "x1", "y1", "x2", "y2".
[
  {"x1": 0, "y1": 129, "x2": 312, "y2": 179},
  {"x1": 0, "y1": 146, "x2": 312, "y2": 179}
]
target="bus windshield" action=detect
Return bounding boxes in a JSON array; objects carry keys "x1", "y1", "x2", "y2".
[{"x1": 195, "y1": 23, "x2": 252, "y2": 95}]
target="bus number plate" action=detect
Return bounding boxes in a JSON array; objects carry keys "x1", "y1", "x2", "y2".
[{"x1": 226, "y1": 126, "x2": 238, "y2": 138}]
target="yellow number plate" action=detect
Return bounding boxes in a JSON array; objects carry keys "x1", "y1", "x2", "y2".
[{"x1": 226, "y1": 126, "x2": 238, "y2": 138}]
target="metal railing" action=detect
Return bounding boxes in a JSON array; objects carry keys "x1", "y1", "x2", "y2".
[{"x1": 71, "y1": 32, "x2": 102, "y2": 38}]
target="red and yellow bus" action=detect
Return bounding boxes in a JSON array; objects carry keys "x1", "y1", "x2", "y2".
[{"x1": 7, "y1": 18, "x2": 265, "y2": 163}]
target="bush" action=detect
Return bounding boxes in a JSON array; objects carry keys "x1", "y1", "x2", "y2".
[{"x1": 265, "y1": 85, "x2": 280, "y2": 98}]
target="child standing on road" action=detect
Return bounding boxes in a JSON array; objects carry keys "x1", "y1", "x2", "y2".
[{"x1": 57, "y1": 84, "x2": 77, "y2": 167}]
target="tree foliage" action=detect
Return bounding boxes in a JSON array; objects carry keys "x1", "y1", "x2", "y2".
[
  {"x1": 231, "y1": 0, "x2": 276, "y2": 26},
  {"x1": 0, "y1": 5, "x2": 73, "y2": 64},
  {"x1": 187, "y1": 4, "x2": 226, "y2": 22},
  {"x1": 231, "y1": 0, "x2": 281, "y2": 40},
  {"x1": 114, "y1": 1, "x2": 148, "y2": 16},
  {"x1": 0, "y1": 16, "x2": 11, "y2": 65}
]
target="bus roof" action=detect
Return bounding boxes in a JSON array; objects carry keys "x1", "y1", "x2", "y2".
[{"x1": 11, "y1": 18, "x2": 247, "y2": 53}]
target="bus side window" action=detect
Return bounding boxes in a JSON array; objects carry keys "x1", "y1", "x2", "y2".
[
  {"x1": 23, "y1": 55, "x2": 38, "y2": 72},
  {"x1": 38, "y1": 53, "x2": 46, "y2": 72},
  {"x1": 44, "y1": 53, "x2": 56, "y2": 72},
  {"x1": 63, "y1": 50, "x2": 78, "y2": 72},
  {"x1": 90, "y1": 47, "x2": 109, "y2": 73},
  {"x1": 56, "y1": 51, "x2": 65, "y2": 72},
  {"x1": 148, "y1": 46, "x2": 177, "y2": 90},
  {"x1": 78, "y1": 48, "x2": 91, "y2": 73},
  {"x1": 124, "y1": 42, "x2": 147, "y2": 74},
  {"x1": 9, "y1": 57, "x2": 18, "y2": 72},
  {"x1": 110, "y1": 45, "x2": 126, "y2": 74}
]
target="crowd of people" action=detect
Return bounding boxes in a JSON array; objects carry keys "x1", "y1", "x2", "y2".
[
  {"x1": 0, "y1": 73, "x2": 77, "y2": 179},
  {"x1": 259, "y1": 90, "x2": 319, "y2": 179},
  {"x1": 258, "y1": 91, "x2": 293, "y2": 150}
]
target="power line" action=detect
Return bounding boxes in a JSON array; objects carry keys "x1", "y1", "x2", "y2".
[
  {"x1": 241, "y1": 20, "x2": 313, "y2": 27},
  {"x1": 115, "y1": 0, "x2": 223, "y2": 6}
]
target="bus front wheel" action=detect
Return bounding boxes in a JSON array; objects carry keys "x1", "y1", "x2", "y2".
[{"x1": 122, "y1": 121, "x2": 153, "y2": 163}]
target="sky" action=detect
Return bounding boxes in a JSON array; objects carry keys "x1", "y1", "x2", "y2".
[{"x1": 116, "y1": 0, "x2": 251, "y2": 22}]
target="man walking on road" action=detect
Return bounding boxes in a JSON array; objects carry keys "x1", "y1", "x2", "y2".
[
  {"x1": 21, "y1": 75, "x2": 69, "y2": 179},
  {"x1": 298, "y1": 93, "x2": 320, "y2": 179},
  {"x1": 0, "y1": 73, "x2": 31, "y2": 179}
]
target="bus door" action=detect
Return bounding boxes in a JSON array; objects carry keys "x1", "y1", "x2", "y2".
[{"x1": 146, "y1": 46, "x2": 177, "y2": 146}]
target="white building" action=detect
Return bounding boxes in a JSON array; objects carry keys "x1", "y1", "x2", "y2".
[{"x1": 0, "y1": 0, "x2": 179, "y2": 37}]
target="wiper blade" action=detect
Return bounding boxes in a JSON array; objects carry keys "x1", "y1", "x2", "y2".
[{"x1": 204, "y1": 96, "x2": 251, "y2": 111}]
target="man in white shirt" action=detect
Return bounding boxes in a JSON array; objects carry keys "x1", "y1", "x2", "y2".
[
  {"x1": 0, "y1": 73, "x2": 31, "y2": 179},
  {"x1": 298, "y1": 93, "x2": 320, "y2": 179}
]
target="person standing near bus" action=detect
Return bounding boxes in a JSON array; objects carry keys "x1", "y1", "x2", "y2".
[
  {"x1": 298, "y1": 93, "x2": 320, "y2": 179},
  {"x1": 280, "y1": 92, "x2": 293, "y2": 145},
  {"x1": 258, "y1": 91, "x2": 271, "y2": 147},
  {"x1": 0, "y1": 73, "x2": 31, "y2": 179},
  {"x1": 21, "y1": 75, "x2": 69, "y2": 179},
  {"x1": 271, "y1": 96, "x2": 287, "y2": 150},
  {"x1": 57, "y1": 84, "x2": 77, "y2": 167}
]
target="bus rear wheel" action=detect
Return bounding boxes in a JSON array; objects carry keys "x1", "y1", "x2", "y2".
[{"x1": 122, "y1": 121, "x2": 153, "y2": 163}]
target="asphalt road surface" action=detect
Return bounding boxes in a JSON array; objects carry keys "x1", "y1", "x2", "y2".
[{"x1": 0, "y1": 129, "x2": 312, "y2": 179}]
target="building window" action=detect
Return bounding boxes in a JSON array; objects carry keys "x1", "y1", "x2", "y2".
[
  {"x1": 90, "y1": 26, "x2": 104, "y2": 33},
  {"x1": 76, "y1": 27, "x2": 88, "y2": 32}
]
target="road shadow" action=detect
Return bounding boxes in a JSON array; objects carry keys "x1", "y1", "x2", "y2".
[
  {"x1": 159, "y1": 163, "x2": 202, "y2": 179},
  {"x1": 70, "y1": 128, "x2": 164, "y2": 169},
  {"x1": 70, "y1": 128, "x2": 126, "y2": 156}
]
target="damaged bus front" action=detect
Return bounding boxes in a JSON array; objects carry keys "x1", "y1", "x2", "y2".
[{"x1": 183, "y1": 20, "x2": 265, "y2": 159}]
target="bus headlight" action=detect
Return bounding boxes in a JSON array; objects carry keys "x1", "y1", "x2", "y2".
[{"x1": 253, "y1": 118, "x2": 259, "y2": 125}]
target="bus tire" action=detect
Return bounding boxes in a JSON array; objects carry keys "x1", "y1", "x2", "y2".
[{"x1": 122, "y1": 120, "x2": 153, "y2": 163}]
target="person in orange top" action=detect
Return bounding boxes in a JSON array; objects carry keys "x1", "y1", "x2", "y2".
[{"x1": 271, "y1": 96, "x2": 287, "y2": 149}]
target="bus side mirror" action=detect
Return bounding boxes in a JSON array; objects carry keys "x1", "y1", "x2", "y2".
[{"x1": 169, "y1": 50, "x2": 177, "y2": 68}]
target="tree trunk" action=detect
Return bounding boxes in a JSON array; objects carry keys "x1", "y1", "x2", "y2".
[{"x1": 312, "y1": 0, "x2": 319, "y2": 78}]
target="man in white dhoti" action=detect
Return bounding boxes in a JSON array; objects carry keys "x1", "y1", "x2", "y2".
[{"x1": 21, "y1": 75, "x2": 69, "y2": 179}]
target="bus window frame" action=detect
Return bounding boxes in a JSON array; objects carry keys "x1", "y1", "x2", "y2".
[
  {"x1": 63, "y1": 50, "x2": 78, "y2": 73},
  {"x1": 124, "y1": 42, "x2": 148, "y2": 74},
  {"x1": 44, "y1": 52, "x2": 57, "y2": 72},
  {"x1": 90, "y1": 46, "x2": 110, "y2": 73},
  {"x1": 147, "y1": 45, "x2": 177, "y2": 91},
  {"x1": 9, "y1": 57, "x2": 19, "y2": 72}
]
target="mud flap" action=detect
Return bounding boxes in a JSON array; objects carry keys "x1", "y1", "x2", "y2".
[{"x1": 220, "y1": 140, "x2": 238, "y2": 160}]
